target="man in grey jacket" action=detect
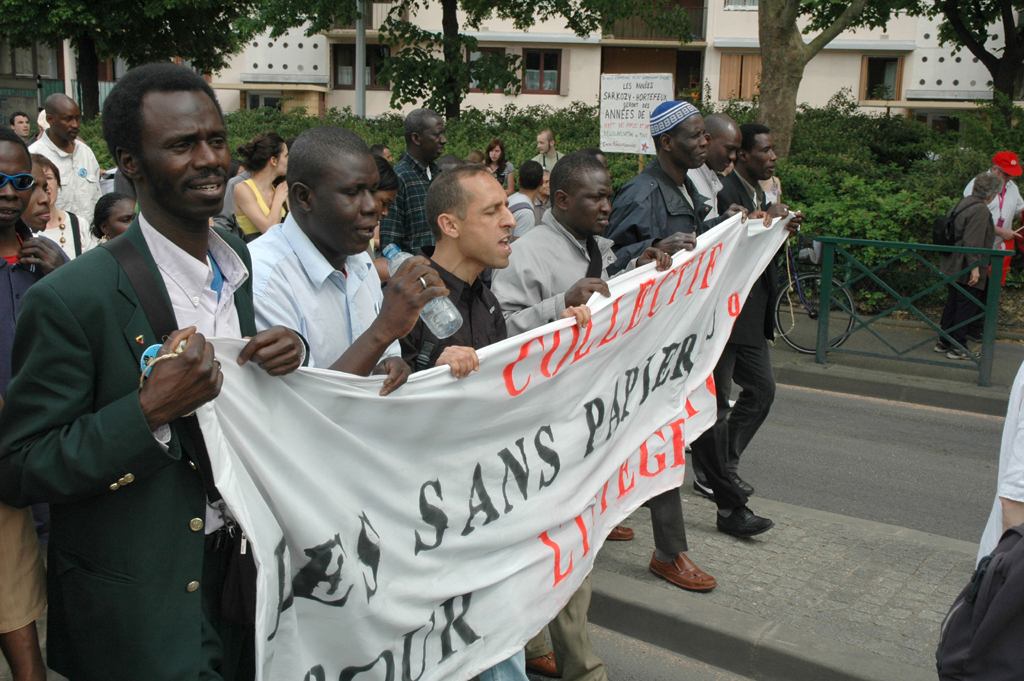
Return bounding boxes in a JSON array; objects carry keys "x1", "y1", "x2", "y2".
[{"x1": 493, "y1": 153, "x2": 707, "y2": 681}]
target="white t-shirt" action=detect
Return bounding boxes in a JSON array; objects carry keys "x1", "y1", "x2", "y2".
[
  {"x1": 979, "y1": 360, "x2": 1024, "y2": 564},
  {"x1": 507, "y1": 191, "x2": 537, "y2": 238},
  {"x1": 964, "y1": 178, "x2": 1024, "y2": 248},
  {"x1": 29, "y1": 133, "x2": 102, "y2": 230}
]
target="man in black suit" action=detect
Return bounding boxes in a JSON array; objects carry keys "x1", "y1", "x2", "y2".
[{"x1": 691, "y1": 123, "x2": 802, "y2": 536}]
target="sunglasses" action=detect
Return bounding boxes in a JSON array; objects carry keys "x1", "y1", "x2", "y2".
[{"x1": 0, "y1": 173, "x2": 35, "y2": 191}]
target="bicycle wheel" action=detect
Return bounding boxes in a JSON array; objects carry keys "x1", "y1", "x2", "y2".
[{"x1": 774, "y1": 273, "x2": 856, "y2": 354}]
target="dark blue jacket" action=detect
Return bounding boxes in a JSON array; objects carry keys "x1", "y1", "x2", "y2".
[{"x1": 606, "y1": 157, "x2": 728, "y2": 273}]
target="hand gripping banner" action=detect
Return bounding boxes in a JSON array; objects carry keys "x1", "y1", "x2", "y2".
[{"x1": 197, "y1": 214, "x2": 790, "y2": 681}]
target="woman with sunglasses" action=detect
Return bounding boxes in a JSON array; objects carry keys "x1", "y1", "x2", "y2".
[{"x1": 28, "y1": 154, "x2": 93, "y2": 259}]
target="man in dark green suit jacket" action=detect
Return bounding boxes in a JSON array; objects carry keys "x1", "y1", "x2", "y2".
[{"x1": 0, "y1": 64, "x2": 305, "y2": 681}]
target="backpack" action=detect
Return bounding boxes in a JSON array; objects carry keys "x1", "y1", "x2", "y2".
[
  {"x1": 936, "y1": 524, "x2": 1024, "y2": 680},
  {"x1": 933, "y1": 201, "x2": 969, "y2": 246}
]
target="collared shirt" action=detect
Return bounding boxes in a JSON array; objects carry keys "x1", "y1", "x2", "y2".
[
  {"x1": 29, "y1": 133, "x2": 102, "y2": 229},
  {"x1": 736, "y1": 170, "x2": 766, "y2": 211},
  {"x1": 979, "y1": 361, "x2": 1024, "y2": 563},
  {"x1": 688, "y1": 165, "x2": 723, "y2": 219},
  {"x1": 400, "y1": 249, "x2": 506, "y2": 370},
  {"x1": 139, "y1": 214, "x2": 247, "y2": 340},
  {"x1": 964, "y1": 177, "x2": 1024, "y2": 248},
  {"x1": 0, "y1": 222, "x2": 65, "y2": 398},
  {"x1": 140, "y1": 213, "x2": 249, "y2": 534},
  {"x1": 378, "y1": 151, "x2": 438, "y2": 253},
  {"x1": 531, "y1": 151, "x2": 564, "y2": 172},
  {"x1": 250, "y1": 213, "x2": 398, "y2": 369},
  {"x1": 491, "y1": 210, "x2": 625, "y2": 335}
]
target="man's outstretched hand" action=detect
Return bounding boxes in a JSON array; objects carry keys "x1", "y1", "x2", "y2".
[{"x1": 239, "y1": 326, "x2": 304, "y2": 376}]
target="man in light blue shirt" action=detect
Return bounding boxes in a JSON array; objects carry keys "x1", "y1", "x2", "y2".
[{"x1": 250, "y1": 126, "x2": 448, "y2": 395}]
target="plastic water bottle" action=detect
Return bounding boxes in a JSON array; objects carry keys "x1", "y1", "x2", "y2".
[{"x1": 381, "y1": 244, "x2": 463, "y2": 339}]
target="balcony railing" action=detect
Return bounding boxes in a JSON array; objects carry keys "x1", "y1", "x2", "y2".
[
  {"x1": 333, "y1": 2, "x2": 401, "y2": 30},
  {"x1": 606, "y1": 7, "x2": 706, "y2": 42}
]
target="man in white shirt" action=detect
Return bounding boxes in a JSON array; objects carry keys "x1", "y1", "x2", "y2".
[
  {"x1": 979, "y1": 360, "x2": 1024, "y2": 563},
  {"x1": 29, "y1": 94, "x2": 102, "y2": 230},
  {"x1": 507, "y1": 160, "x2": 544, "y2": 239},
  {"x1": 687, "y1": 113, "x2": 742, "y2": 220},
  {"x1": 250, "y1": 126, "x2": 448, "y2": 393}
]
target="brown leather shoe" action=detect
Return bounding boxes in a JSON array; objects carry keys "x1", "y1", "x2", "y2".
[
  {"x1": 607, "y1": 525, "x2": 635, "y2": 541},
  {"x1": 649, "y1": 552, "x2": 717, "y2": 592},
  {"x1": 525, "y1": 652, "x2": 560, "y2": 678}
]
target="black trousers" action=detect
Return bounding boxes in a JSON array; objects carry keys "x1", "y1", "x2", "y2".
[
  {"x1": 200, "y1": 534, "x2": 256, "y2": 681},
  {"x1": 940, "y1": 283, "x2": 985, "y2": 346},
  {"x1": 691, "y1": 340, "x2": 776, "y2": 506}
]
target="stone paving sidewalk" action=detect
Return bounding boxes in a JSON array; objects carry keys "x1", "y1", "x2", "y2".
[{"x1": 595, "y1": 488, "x2": 978, "y2": 672}]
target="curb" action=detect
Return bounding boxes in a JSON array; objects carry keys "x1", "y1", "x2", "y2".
[
  {"x1": 589, "y1": 568, "x2": 936, "y2": 681},
  {"x1": 771, "y1": 359, "x2": 1010, "y2": 417}
]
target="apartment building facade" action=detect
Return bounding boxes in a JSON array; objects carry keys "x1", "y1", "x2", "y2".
[{"x1": 203, "y1": 2, "x2": 1006, "y2": 129}]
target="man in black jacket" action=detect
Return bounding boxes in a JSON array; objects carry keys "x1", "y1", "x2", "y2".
[
  {"x1": 605, "y1": 102, "x2": 777, "y2": 589},
  {"x1": 605, "y1": 102, "x2": 747, "y2": 273},
  {"x1": 690, "y1": 123, "x2": 802, "y2": 535}
]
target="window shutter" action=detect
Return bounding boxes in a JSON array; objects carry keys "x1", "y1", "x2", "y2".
[
  {"x1": 559, "y1": 49, "x2": 569, "y2": 96},
  {"x1": 741, "y1": 54, "x2": 762, "y2": 98},
  {"x1": 719, "y1": 54, "x2": 742, "y2": 99}
]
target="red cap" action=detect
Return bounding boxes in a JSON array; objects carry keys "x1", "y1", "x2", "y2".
[{"x1": 993, "y1": 151, "x2": 1023, "y2": 177}]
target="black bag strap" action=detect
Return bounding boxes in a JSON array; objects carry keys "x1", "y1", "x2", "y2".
[
  {"x1": 950, "y1": 199, "x2": 971, "y2": 221},
  {"x1": 68, "y1": 213, "x2": 82, "y2": 257},
  {"x1": 101, "y1": 236, "x2": 222, "y2": 503}
]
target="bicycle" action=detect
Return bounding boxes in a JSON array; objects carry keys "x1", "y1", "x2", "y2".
[{"x1": 773, "y1": 237, "x2": 856, "y2": 354}]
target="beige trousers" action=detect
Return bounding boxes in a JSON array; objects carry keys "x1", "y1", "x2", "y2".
[{"x1": 524, "y1": 575, "x2": 607, "y2": 681}]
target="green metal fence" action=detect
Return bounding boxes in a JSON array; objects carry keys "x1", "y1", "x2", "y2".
[{"x1": 813, "y1": 237, "x2": 1009, "y2": 387}]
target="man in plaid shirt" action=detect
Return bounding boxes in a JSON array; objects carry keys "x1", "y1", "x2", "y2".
[{"x1": 379, "y1": 108, "x2": 446, "y2": 253}]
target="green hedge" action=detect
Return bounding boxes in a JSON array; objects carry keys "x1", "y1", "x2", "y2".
[{"x1": 77, "y1": 90, "x2": 1017, "y2": 257}]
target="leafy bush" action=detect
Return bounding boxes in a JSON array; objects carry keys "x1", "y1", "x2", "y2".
[{"x1": 76, "y1": 89, "x2": 1015, "y2": 256}]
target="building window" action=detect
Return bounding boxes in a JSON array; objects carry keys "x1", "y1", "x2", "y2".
[
  {"x1": 861, "y1": 56, "x2": 903, "y2": 100},
  {"x1": 724, "y1": 0, "x2": 758, "y2": 7},
  {"x1": 332, "y1": 44, "x2": 390, "y2": 90},
  {"x1": 718, "y1": 53, "x2": 761, "y2": 100},
  {"x1": 248, "y1": 92, "x2": 283, "y2": 110},
  {"x1": 468, "y1": 47, "x2": 506, "y2": 92},
  {"x1": 523, "y1": 49, "x2": 560, "y2": 94},
  {"x1": 0, "y1": 39, "x2": 58, "y2": 78}
]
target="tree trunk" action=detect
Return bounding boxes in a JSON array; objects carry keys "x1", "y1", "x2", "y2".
[
  {"x1": 992, "y1": 60, "x2": 1018, "y2": 123},
  {"x1": 440, "y1": 0, "x2": 461, "y2": 120},
  {"x1": 76, "y1": 33, "x2": 100, "y2": 121},
  {"x1": 756, "y1": 0, "x2": 807, "y2": 158}
]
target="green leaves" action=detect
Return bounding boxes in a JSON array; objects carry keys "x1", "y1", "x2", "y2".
[{"x1": 0, "y1": 0, "x2": 263, "y2": 71}]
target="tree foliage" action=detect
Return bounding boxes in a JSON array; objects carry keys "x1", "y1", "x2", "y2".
[
  {"x1": 250, "y1": 0, "x2": 695, "y2": 119},
  {"x1": 0, "y1": 0, "x2": 263, "y2": 119},
  {"x1": 921, "y1": 0, "x2": 1024, "y2": 116},
  {"x1": 756, "y1": 0, "x2": 913, "y2": 158}
]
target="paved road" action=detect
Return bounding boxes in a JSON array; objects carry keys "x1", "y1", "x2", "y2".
[
  {"x1": 734, "y1": 384, "x2": 1003, "y2": 542},
  {"x1": 525, "y1": 625, "x2": 750, "y2": 681}
]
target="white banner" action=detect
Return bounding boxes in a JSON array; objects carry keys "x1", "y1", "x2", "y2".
[
  {"x1": 600, "y1": 73, "x2": 674, "y2": 155},
  {"x1": 198, "y1": 215, "x2": 789, "y2": 681}
]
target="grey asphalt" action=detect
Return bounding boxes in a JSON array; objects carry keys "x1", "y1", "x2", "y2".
[
  {"x1": 737, "y1": 384, "x2": 1002, "y2": 542},
  {"x1": 526, "y1": 625, "x2": 751, "y2": 681}
]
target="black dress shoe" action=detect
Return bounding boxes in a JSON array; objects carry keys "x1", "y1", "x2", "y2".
[
  {"x1": 717, "y1": 506, "x2": 774, "y2": 538},
  {"x1": 728, "y1": 471, "x2": 755, "y2": 496},
  {"x1": 693, "y1": 479, "x2": 715, "y2": 501}
]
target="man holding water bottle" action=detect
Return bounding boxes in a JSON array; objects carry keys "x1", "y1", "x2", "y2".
[{"x1": 250, "y1": 126, "x2": 448, "y2": 395}]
